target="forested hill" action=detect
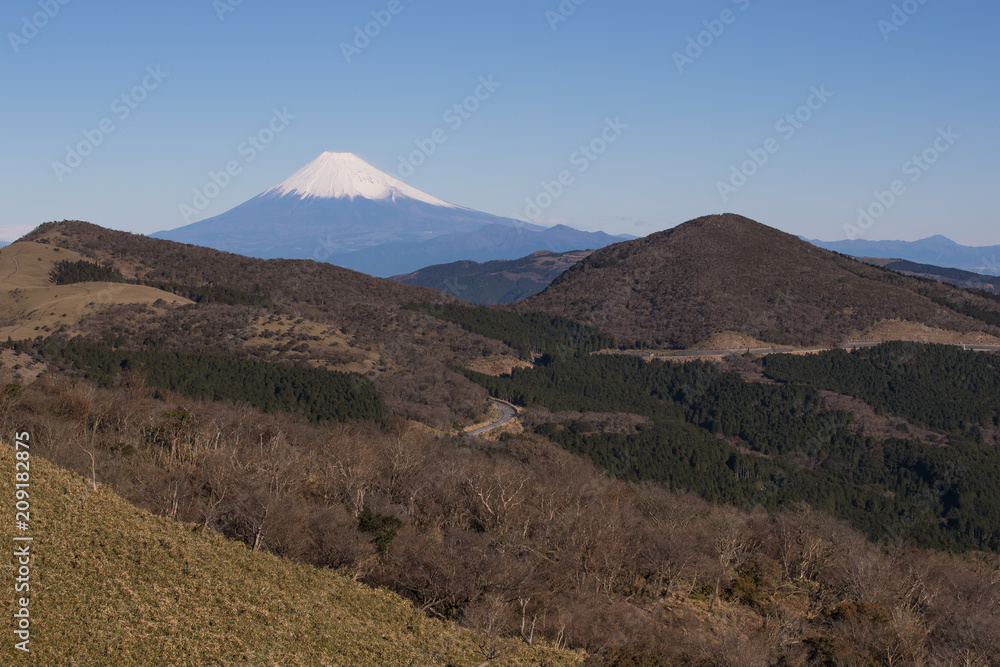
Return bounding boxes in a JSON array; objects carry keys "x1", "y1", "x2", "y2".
[
  {"x1": 392, "y1": 249, "x2": 594, "y2": 305},
  {"x1": 519, "y1": 214, "x2": 1000, "y2": 348}
]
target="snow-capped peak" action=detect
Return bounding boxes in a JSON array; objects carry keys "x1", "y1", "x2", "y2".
[{"x1": 264, "y1": 152, "x2": 457, "y2": 207}]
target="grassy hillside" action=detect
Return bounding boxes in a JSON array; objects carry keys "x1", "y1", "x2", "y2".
[
  {"x1": 0, "y1": 242, "x2": 191, "y2": 341},
  {"x1": 520, "y1": 214, "x2": 1000, "y2": 348},
  {"x1": 0, "y1": 444, "x2": 580, "y2": 666}
]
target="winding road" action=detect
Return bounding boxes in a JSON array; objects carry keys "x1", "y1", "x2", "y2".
[{"x1": 469, "y1": 399, "x2": 517, "y2": 437}]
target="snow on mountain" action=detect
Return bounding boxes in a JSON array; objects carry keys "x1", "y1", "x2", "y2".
[
  {"x1": 263, "y1": 152, "x2": 458, "y2": 208},
  {"x1": 153, "y1": 151, "x2": 628, "y2": 276}
]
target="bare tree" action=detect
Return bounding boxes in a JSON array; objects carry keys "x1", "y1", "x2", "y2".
[{"x1": 463, "y1": 593, "x2": 514, "y2": 663}]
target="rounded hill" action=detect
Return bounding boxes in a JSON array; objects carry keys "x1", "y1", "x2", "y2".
[{"x1": 519, "y1": 214, "x2": 1000, "y2": 348}]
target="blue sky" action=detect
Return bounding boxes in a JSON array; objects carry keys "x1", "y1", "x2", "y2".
[{"x1": 2, "y1": 0, "x2": 998, "y2": 245}]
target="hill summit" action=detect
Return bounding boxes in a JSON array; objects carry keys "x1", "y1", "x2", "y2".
[{"x1": 520, "y1": 213, "x2": 1000, "y2": 348}]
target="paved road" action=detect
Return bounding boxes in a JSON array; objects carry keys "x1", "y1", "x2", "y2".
[
  {"x1": 626, "y1": 347, "x2": 794, "y2": 359},
  {"x1": 841, "y1": 342, "x2": 1000, "y2": 352},
  {"x1": 469, "y1": 399, "x2": 517, "y2": 437},
  {"x1": 620, "y1": 342, "x2": 1000, "y2": 359}
]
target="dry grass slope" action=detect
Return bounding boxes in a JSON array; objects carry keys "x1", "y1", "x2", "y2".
[
  {"x1": 0, "y1": 446, "x2": 581, "y2": 666},
  {"x1": 0, "y1": 242, "x2": 191, "y2": 341}
]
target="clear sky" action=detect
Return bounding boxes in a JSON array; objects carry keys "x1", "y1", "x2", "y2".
[{"x1": 2, "y1": 0, "x2": 998, "y2": 245}]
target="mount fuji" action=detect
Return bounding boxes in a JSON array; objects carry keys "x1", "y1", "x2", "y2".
[{"x1": 153, "y1": 152, "x2": 629, "y2": 276}]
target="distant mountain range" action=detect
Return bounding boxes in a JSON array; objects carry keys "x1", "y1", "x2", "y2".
[
  {"x1": 860, "y1": 258, "x2": 1000, "y2": 294},
  {"x1": 153, "y1": 152, "x2": 629, "y2": 277},
  {"x1": 392, "y1": 249, "x2": 594, "y2": 305},
  {"x1": 808, "y1": 235, "x2": 1000, "y2": 276},
  {"x1": 521, "y1": 214, "x2": 1000, "y2": 348}
]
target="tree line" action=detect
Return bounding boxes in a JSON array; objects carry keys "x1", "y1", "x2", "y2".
[
  {"x1": 13, "y1": 337, "x2": 384, "y2": 425},
  {"x1": 408, "y1": 302, "x2": 615, "y2": 360},
  {"x1": 51, "y1": 259, "x2": 274, "y2": 309},
  {"x1": 762, "y1": 342, "x2": 1000, "y2": 434}
]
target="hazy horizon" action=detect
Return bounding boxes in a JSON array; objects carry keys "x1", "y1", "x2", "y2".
[{"x1": 3, "y1": 1, "x2": 998, "y2": 246}]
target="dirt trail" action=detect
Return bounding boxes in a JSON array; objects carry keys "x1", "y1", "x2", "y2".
[{"x1": 3, "y1": 245, "x2": 23, "y2": 283}]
